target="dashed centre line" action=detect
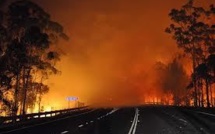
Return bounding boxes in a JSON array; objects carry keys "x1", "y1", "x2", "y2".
[
  {"x1": 77, "y1": 108, "x2": 119, "y2": 129},
  {"x1": 61, "y1": 131, "x2": 69, "y2": 134},
  {"x1": 78, "y1": 124, "x2": 84, "y2": 128}
]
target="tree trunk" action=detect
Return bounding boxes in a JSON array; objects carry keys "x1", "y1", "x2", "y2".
[
  {"x1": 213, "y1": 84, "x2": 215, "y2": 107},
  {"x1": 22, "y1": 68, "x2": 31, "y2": 115},
  {"x1": 22, "y1": 68, "x2": 26, "y2": 115},
  {"x1": 205, "y1": 79, "x2": 210, "y2": 108},
  {"x1": 13, "y1": 74, "x2": 19, "y2": 116},
  {"x1": 38, "y1": 91, "x2": 42, "y2": 113},
  {"x1": 38, "y1": 97, "x2": 41, "y2": 113},
  {"x1": 210, "y1": 84, "x2": 213, "y2": 107},
  {"x1": 201, "y1": 80, "x2": 204, "y2": 107},
  {"x1": 38, "y1": 77, "x2": 43, "y2": 113},
  {"x1": 192, "y1": 44, "x2": 198, "y2": 107},
  {"x1": 198, "y1": 80, "x2": 201, "y2": 107}
]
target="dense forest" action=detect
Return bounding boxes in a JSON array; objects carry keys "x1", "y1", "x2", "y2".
[
  {"x1": 0, "y1": 0, "x2": 215, "y2": 117},
  {"x1": 165, "y1": 0, "x2": 215, "y2": 107},
  {"x1": 0, "y1": 0, "x2": 67, "y2": 116}
]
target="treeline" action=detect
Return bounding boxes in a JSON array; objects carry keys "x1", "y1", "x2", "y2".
[
  {"x1": 0, "y1": 0, "x2": 68, "y2": 116},
  {"x1": 166, "y1": 0, "x2": 215, "y2": 107},
  {"x1": 155, "y1": 58, "x2": 190, "y2": 106}
]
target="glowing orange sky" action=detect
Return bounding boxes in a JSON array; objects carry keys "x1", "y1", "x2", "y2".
[{"x1": 31, "y1": 0, "x2": 215, "y2": 108}]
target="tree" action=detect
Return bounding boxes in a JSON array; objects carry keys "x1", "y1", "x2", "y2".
[
  {"x1": 0, "y1": 1, "x2": 14, "y2": 114},
  {"x1": 166, "y1": 0, "x2": 215, "y2": 107},
  {"x1": 0, "y1": 0, "x2": 68, "y2": 115},
  {"x1": 8, "y1": 0, "x2": 68, "y2": 115},
  {"x1": 195, "y1": 63, "x2": 212, "y2": 107},
  {"x1": 159, "y1": 59, "x2": 189, "y2": 106},
  {"x1": 207, "y1": 54, "x2": 215, "y2": 81}
]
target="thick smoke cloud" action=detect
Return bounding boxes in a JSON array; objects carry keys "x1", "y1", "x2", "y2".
[{"x1": 29, "y1": 0, "x2": 214, "y2": 108}]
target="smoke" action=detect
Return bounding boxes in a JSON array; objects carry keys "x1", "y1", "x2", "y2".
[{"x1": 30, "y1": 0, "x2": 214, "y2": 108}]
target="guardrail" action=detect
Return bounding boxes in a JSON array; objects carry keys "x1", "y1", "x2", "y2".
[
  {"x1": 142, "y1": 102, "x2": 167, "y2": 105},
  {"x1": 0, "y1": 106, "x2": 88, "y2": 125}
]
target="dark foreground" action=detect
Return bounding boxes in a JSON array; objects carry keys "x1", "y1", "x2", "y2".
[{"x1": 1, "y1": 106, "x2": 215, "y2": 134}]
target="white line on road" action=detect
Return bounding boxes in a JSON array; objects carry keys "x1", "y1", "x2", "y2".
[
  {"x1": 128, "y1": 108, "x2": 139, "y2": 134},
  {"x1": 178, "y1": 118, "x2": 187, "y2": 123},
  {"x1": 78, "y1": 124, "x2": 84, "y2": 128},
  {"x1": 61, "y1": 131, "x2": 69, "y2": 134},
  {"x1": 195, "y1": 111, "x2": 215, "y2": 117},
  {"x1": 162, "y1": 111, "x2": 187, "y2": 124},
  {"x1": 132, "y1": 109, "x2": 139, "y2": 134},
  {"x1": 97, "y1": 108, "x2": 119, "y2": 121},
  {"x1": 109, "y1": 108, "x2": 119, "y2": 115},
  {"x1": 77, "y1": 108, "x2": 119, "y2": 130}
]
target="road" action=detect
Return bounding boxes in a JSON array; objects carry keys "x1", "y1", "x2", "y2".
[{"x1": 1, "y1": 106, "x2": 215, "y2": 134}]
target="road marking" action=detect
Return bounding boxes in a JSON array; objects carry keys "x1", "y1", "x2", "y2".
[
  {"x1": 78, "y1": 124, "x2": 84, "y2": 128},
  {"x1": 77, "y1": 108, "x2": 119, "y2": 130},
  {"x1": 195, "y1": 111, "x2": 215, "y2": 117},
  {"x1": 61, "y1": 131, "x2": 69, "y2": 134},
  {"x1": 132, "y1": 109, "x2": 139, "y2": 134},
  {"x1": 109, "y1": 108, "x2": 119, "y2": 115},
  {"x1": 128, "y1": 108, "x2": 139, "y2": 134},
  {"x1": 97, "y1": 108, "x2": 119, "y2": 121},
  {"x1": 162, "y1": 110, "x2": 187, "y2": 124},
  {"x1": 179, "y1": 118, "x2": 187, "y2": 123}
]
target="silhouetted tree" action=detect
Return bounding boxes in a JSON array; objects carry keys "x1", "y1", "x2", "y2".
[
  {"x1": 195, "y1": 63, "x2": 212, "y2": 107},
  {"x1": 207, "y1": 54, "x2": 215, "y2": 81},
  {"x1": 0, "y1": 1, "x2": 14, "y2": 114},
  {"x1": 166, "y1": 0, "x2": 215, "y2": 107},
  {"x1": 155, "y1": 58, "x2": 189, "y2": 105},
  {"x1": 0, "y1": 0, "x2": 68, "y2": 115},
  {"x1": 161, "y1": 59, "x2": 189, "y2": 106}
]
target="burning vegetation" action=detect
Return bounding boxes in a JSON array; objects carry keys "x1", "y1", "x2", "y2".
[
  {"x1": 166, "y1": 0, "x2": 215, "y2": 107},
  {"x1": 0, "y1": 0, "x2": 215, "y2": 116},
  {"x1": 0, "y1": 0, "x2": 68, "y2": 116}
]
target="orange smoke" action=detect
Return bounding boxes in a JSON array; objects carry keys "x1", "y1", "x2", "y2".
[{"x1": 27, "y1": 0, "x2": 215, "y2": 108}]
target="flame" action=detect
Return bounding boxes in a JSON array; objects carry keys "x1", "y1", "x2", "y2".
[{"x1": 27, "y1": 0, "x2": 215, "y2": 108}]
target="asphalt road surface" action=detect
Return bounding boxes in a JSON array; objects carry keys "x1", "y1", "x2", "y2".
[{"x1": 1, "y1": 106, "x2": 215, "y2": 134}]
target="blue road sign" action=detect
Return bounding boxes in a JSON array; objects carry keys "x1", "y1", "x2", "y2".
[{"x1": 66, "y1": 96, "x2": 78, "y2": 101}]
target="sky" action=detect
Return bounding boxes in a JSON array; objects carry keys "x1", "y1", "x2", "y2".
[{"x1": 27, "y1": 0, "x2": 215, "y2": 109}]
